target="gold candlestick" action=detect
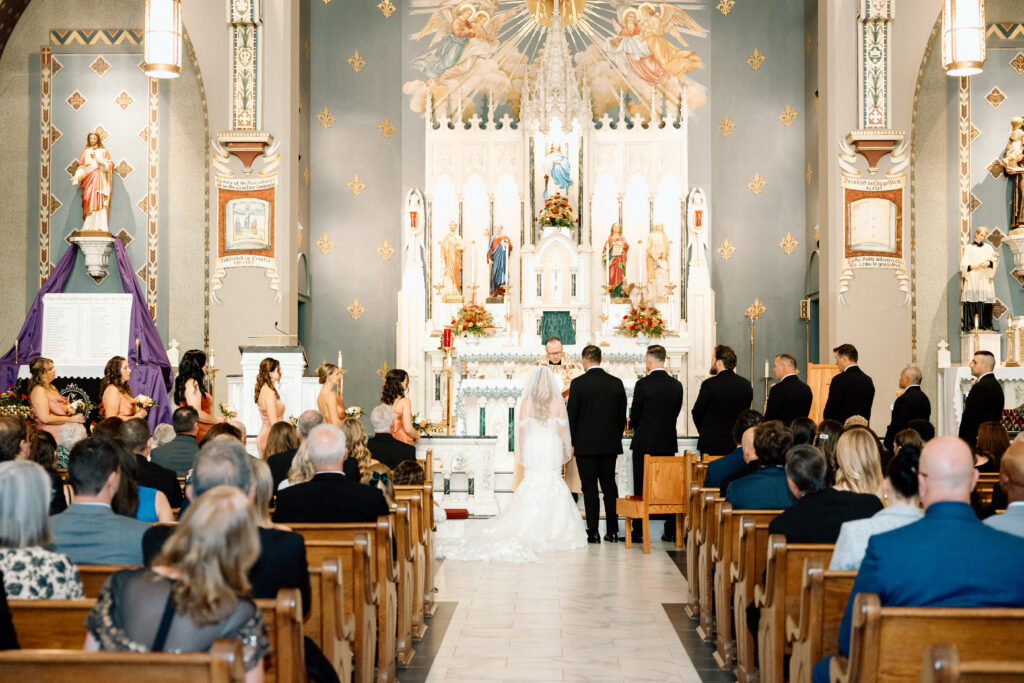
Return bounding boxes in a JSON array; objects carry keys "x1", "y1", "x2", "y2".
[{"x1": 744, "y1": 298, "x2": 767, "y2": 398}]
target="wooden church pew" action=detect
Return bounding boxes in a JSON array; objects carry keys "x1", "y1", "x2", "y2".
[
  {"x1": 730, "y1": 511, "x2": 783, "y2": 683},
  {"x1": 786, "y1": 560, "x2": 856, "y2": 683},
  {"x1": 921, "y1": 642, "x2": 1024, "y2": 683},
  {"x1": 307, "y1": 557, "x2": 356, "y2": 683}
]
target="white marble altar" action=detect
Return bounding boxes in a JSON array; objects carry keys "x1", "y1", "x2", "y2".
[{"x1": 228, "y1": 346, "x2": 318, "y2": 436}]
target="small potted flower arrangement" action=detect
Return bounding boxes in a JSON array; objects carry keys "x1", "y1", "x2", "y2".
[
  {"x1": 618, "y1": 301, "x2": 666, "y2": 342},
  {"x1": 536, "y1": 193, "x2": 576, "y2": 229},
  {"x1": 450, "y1": 304, "x2": 495, "y2": 343}
]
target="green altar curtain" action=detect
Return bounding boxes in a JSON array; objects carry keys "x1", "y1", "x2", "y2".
[{"x1": 540, "y1": 311, "x2": 575, "y2": 346}]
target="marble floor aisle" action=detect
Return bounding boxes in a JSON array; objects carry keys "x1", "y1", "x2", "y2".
[{"x1": 408, "y1": 523, "x2": 713, "y2": 682}]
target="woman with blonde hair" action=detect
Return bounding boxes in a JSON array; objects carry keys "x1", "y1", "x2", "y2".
[
  {"x1": 361, "y1": 462, "x2": 395, "y2": 506},
  {"x1": 340, "y1": 417, "x2": 378, "y2": 470},
  {"x1": 0, "y1": 460, "x2": 84, "y2": 599},
  {"x1": 28, "y1": 357, "x2": 84, "y2": 440},
  {"x1": 263, "y1": 421, "x2": 298, "y2": 460},
  {"x1": 316, "y1": 362, "x2": 346, "y2": 425},
  {"x1": 100, "y1": 356, "x2": 146, "y2": 420},
  {"x1": 833, "y1": 426, "x2": 885, "y2": 500},
  {"x1": 85, "y1": 486, "x2": 269, "y2": 681},
  {"x1": 278, "y1": 440, "x2": 314, "y2": 491},
  {"x1": 254, "y1": 357, "x2": 284, "y2": 457},
  {"x1": 250, "y1": 459, "x2": 289, "y2": 531}
]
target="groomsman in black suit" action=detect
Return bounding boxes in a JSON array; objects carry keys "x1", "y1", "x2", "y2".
[
  {"x1": 882, "y1": 365, "x2": 931, "y2": 452},
  {"x1": 822, "y1": 343, "x2": 875, "y2": 423},
  {"x1": 567, "y1": 345, "x2": 627, "y2": 544},
  {"x1": 629, "y1": 344, "x2": 684, "y2": 542},
  {"x1": 764, "y1": 353, "x2": 813, "y2": 426},
  {"x1": 691, "y1": 345, "x2": 753, "y2": 457},
  {"x1": 958, "y1": 350, "x2": 1004, "y2": 450}
]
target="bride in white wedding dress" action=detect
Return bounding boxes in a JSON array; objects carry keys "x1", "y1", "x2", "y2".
[{"x1": 435, "y1": 365, "x2": 587, "y2": 563}]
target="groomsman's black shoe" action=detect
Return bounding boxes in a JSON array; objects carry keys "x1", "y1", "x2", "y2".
[
  {"x1": 587, "y1": 532, "x2": 601, "y2": 544},
  {"x1": 603, "y1": 533, "x2": 619, "y2": 542}
]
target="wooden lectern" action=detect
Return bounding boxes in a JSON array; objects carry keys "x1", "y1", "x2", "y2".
[{"x1": 806, "y1": 363, "x2": 840, "y2": 424}]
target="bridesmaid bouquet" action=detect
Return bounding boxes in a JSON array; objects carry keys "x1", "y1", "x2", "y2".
[
  {"x1": 288, "y1": 416, "x2": 299, "y2": 427},
  {"x1": 134, "y1": 394, "x2": 155, "y2": 411},
  {"x1": 66, "y1": 399, "x2": 87, "y2": 416},
  {"x1": 345, "y1": 406, "x2": 363, "y2": 419},
  {"x1": 412, "y1": 413, "x2": 436, "y2": 435},
  {"x1": 219, "y1": 403, "x2": 237, "y2": 418}
]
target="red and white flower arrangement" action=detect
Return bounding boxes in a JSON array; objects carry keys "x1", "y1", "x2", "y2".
[
  {"x1": 450, "y1": 303, "x2": 495, "y2": 337},
  {"x1": 618, "y1": 302, "x2": 666, "y2": 338},
  {"x1": 536, "y1": 193, "x2": 576, "y2": 228}
]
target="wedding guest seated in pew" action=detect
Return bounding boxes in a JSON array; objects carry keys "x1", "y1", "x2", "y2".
[
  {"x1": 362, "y1": 463, "x2": 395, "y2": 505},
  {"x1": 973, "y1": 421, "x2": 1009, "y2": 474},
  {"x1": 152, "y1": 423, "x2": 176, "y2": 448},
  {"x1": 906, "y1": 418, "x2": 935, "y2": 442},
  {"x1": 273, "y1": 424, "x2": 389, "y2": 524},
  {"x1": 0, "y1": 416, "x2": 31, "y2": 463},
  {"x1": 87, "y1": 486, "x2": 270, "y2": 683},
  {"x1": 200, "y1": 421, "x2": 243, "y2": 447},
  {"x1": 50, "y1": 437, "x2": 150, "y2": 565},
  {"x1": 0, "y1": 571, "x2": 15, "y2": 650},
  {"x1": 726, "y1": 421, "x2": 796, "y2": 510},
  {"x1": 812, "y1": 436, "x2": 1024, "y2": 683},
  {"x1": 251, "y1": 459, "x2": 291, "y2": 532},
  {"x1": 143, "y1": 439, "x2": 311, "y2": 614},
  {"x1": 791, "y1": 417, "x2": 817, "y2": 446},
  {"x1": 830, "y1": 443, "x2": 924, "y2": 570},
  {"x1": 769, "y1": 445, "x2": 883, "y2": 545},
  {"x1": 367, "y1": 404, "x2": 416, "y2": 472},
  {"x1": 984, "y1": 443, "x2": 1024, "y2": 537},
  {"x1": 718, "y1": 426, "x2": 758, "y2": 497},
  {"x1": 119, "y1": 418, "x2": 184, "y2": 509},
  {"x1": 112, "y1": 436, "x2": 174, "y2": 524},
  {"x1": 28, "y1": 431, "x2": 67, "y2": 514},
  {"x1": 833, "y1": 427, "x2": 885, "y2": 501},
  {"x1": 393, "y1": 460, "x2": 446, "y2": 523},
  {"x1": 151, "y1": 407, "x2": 201, "y2": 477},
  {"x1": 56, "y1": 422, "x2": 87, "y2": 469},
  {"x1": 269, "y1": 410, "x2": 323, "y2": 491},
  {"x1": 341, "y1": 417, "x2": 380, "y2": 478},
  {"x1": 813, "y1": 419, "x2": 843, "y2": 485},
  {"x1": 0, "y1": 460, "x2": 83, "y2": 599},
  {"x1": 704, "y1": 409, "x2": 762, "y2": 489},
  {"x1": 262, "y1": 422, "x2": 298, "y2": 466}
]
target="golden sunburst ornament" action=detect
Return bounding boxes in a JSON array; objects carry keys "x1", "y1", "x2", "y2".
[
  {"x1": 747, "y1": 173, "x2": 766, "y2": 196},
  {"x1": 778, "y1": 232, "x2": 799, "y2": 255},
  {"x1": 347, "y1": 51, "x2": 366, "y2": 73},
  {"x1": 347, "y1": 174, "x2": 365, "y2": 197},
  {"x1": 316, "y1": 106, "x2": 335, "y2": 128},
  {"x1": 377, "y1": 0, "x2": 396, "y2": 18},
  {"x1": 778, "y1": 105, "x2": 799, "y2": 127},
  {"x1": 377, "y1": 116, "x2": 396, "y2": 139},
  {"x1": 315, "y1": 232, "x2": 335, "y2": 255},
  {"x1": 717, "y1": 116, "x2": 735, "y2": 138},
  {"x1": 347, "y1": 298, "x2": 366, "y2": 321},
  {"x1": 717, "y1": 238, "x2": 736, "y2": 260},
  {"x1": 746, "y1": 48, "x2": 766, "y2": 71},
  {"x1": 377, "y1": 240, "x2": 396, "y2": 261},
  {"x1": 376, "y1": 361, "x2": 390, "y2": 381}
]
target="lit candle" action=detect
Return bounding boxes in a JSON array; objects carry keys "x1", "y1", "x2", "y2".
[
  {"x1": 337, "y1": 351, "x2": 343, "y2": 369},
  {"x1": 974, "y1": 314, "x2": 980, "y2": 330},
  {"x1": 442, "y1": 327, "x2": 453, "y2": 349},
  {"x1": 764, "y1": 359, "x2": 769, "y2": 377},
  {"x1": 209, "y1": 350, "x2": 216, "y2": 369}
]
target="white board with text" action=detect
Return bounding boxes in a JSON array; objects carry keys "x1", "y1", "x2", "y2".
[{"x1": 41, "y1": 293, "x2": 132, "y2": 366}]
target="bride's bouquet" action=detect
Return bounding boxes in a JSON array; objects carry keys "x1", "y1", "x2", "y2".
[
  {"x1": 219, "y1": 402, "x2": 237, "y2": 419},
  {"x1": 65, "y1": 399, "x2": 87, "y2": 416},
  {"x1": 134, "y1": 394, "x2": 155, "y2": 411}
]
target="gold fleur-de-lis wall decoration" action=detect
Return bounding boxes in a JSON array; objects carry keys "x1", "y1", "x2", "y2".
[
  {"x1": 717, "y1": 238, "x2": 736, "y2": 260},
  {"x1": 746, "y1": 48, "x2": 766, "y2": 71},
  {"x1": 778, "y1": 232, "x2": 799, "y2": 255},
  {"x1": 316, "y1": 232, "x2": 335, "y2": 255},
  {"x1": 778, "y1": 105, "x2": 799, "y2": 127},
  {"x1": 716, "y1": 0, "x2": 735, "y2": 15},
  {"x1": 377, "y1": 240, "x2": 395, "y2": 261},
  {"x1": 347, "y1": 51, "x2": 366, "y2": 73},
  {"x1": 717, "y1": 116, "x2": 735, "y2": 137},
  {"x1": 377, "y1": 116, "x2": 396, "y2": 138},
  {"x1": 347, "y1": 298, "x2": 366, "y2": 320},
  {"x1": 747, "y1": 173, "x2": 766, "y2": 196},
  {"x1": 347, "y1": 174, "x2": 365, "y2": 196},
  {"x1": 376, "y1": 361, "x2": 390, "y2": 381},
  {"x1": 316, "y1": 106, "x2": 335, "y2": 128},
  {"x1": 745, "y1": 297, "x2": 766, "y2": 322},
  {"x1": 377, "y1": 0, "x2": 396, "y2": 18}
]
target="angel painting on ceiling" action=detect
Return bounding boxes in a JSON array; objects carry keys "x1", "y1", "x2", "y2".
[
  {"x1": 412, "y1": 2, "x2": 510, "y2": 86},
  {"x1": 607, "y1": 3, "x2": 705, "y2": 84}
]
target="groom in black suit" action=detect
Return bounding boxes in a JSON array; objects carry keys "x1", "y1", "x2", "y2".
[
  {"x1": 629, "y1": 344, "x2": 684, "y2": 542},
  {"x1": 822, "y1": 343, "x2": 875, "y2": 423},
  {"x1": 567, "y1": 345, "x2": 627, "y2": 544}
]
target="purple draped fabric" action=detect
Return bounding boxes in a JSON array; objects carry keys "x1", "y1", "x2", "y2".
[{"x1": 0, "y1": 241, "x2": 173, "y2": 429}]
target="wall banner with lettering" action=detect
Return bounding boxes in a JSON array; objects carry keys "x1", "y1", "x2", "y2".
[
  {"x1": 838, "y1": 173, "x2": 909, "y2": 305},
  {"x1": 213, "y1": 174, "x2": 280, "y2": 303}
]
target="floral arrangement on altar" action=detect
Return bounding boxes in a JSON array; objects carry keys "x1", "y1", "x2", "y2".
[
  {"x1": 618, "y1": 302, "x2": 666, "y2": 338},
  {"x1": 536, "y1": 193, "x2": 576, "y2": 228},
  {"x1": 450, "y1": 304, "x2": 495, "y2": 337},
  {"x1": 345, "y1": 406, "x2": 363, "y2": 419},
  {"x1": 219, "y1": 403, "x2": 237, "y2": 419},
  {"x1": 0, "y1": 383, "x2": 31, "y2": 419}
]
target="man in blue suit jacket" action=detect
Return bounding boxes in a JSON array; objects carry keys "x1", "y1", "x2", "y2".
[{"x1": 813, "y1": 436, "x2": 1024, "y2": 683}]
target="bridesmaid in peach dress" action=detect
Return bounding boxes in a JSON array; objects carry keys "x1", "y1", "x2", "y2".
[
  {"x1": 100, "y1": 356, "x2": 148, "y2": 420},
  {"x1": 316, "y1": 362, "x2": 346, "y2": 425},
  {"x1": 381, "y1": 368, "x2": 417, "y2": 446},
  {"x1": 28, "y1": 357, "x2": 85, "y2": 439},
  {"x1": 255, "y1": 357, "x2": 285, "y2": 457},
  {"x1": 173, "y1": 349, "x2": 225, "y2": 442}
]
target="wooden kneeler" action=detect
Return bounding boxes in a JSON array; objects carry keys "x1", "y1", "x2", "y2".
[{"x1": 616, "y1": 454, "x2": 687, "y2": 554}]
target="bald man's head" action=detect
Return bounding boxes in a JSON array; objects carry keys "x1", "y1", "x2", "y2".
[
  {"x1": 741, "y1": 427, "x2": 758, "y2": 464},
  {"x1": 918, "y1": 436, "x2": 978, "y2": 507},
  {"x1": 1000, "y1": 443, "x2": 1024, "y2": 504}
]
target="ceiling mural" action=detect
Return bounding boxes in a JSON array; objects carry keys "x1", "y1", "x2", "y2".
[{"x1": 404, "y1": 0, "x2": 708, "y2": 119}]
